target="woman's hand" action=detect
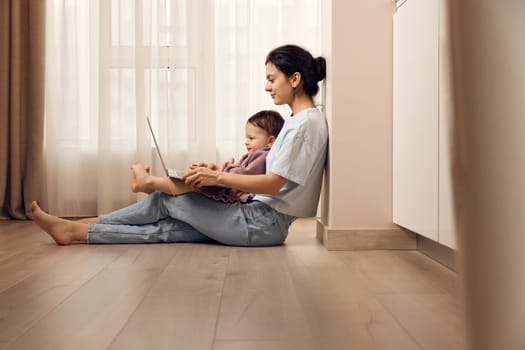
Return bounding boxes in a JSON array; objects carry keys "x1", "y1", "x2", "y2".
[{"x1": 182, "y1": 166, "x2": 221, "y2": 187}]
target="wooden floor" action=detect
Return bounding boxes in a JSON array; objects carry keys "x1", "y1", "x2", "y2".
[{"x1": 0, "y1": 218, "x2": 466, "y2": 350}]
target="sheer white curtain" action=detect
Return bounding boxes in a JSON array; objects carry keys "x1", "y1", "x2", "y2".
[{"x1": 44, "y1": 0, "x2": 321, "y2": 217}]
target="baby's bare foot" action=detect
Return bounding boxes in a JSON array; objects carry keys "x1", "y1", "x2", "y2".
[
  {"x1": 131, "y1": 163, "x2": 154, "y2": 193},
  {"x1": 31, "y1": 201, "x2": 86, "y2": 245}
]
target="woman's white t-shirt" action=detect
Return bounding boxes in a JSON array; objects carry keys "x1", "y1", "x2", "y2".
[{"x1": 253, "y1": 107, "x2": 328, "y2": 217}]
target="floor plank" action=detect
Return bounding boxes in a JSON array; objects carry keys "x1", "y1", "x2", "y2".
[
  {"x1": 375, "y1": 292, "x2": 466, "y2": 350},
  {"x1": 109, "y1": 244, "x2": 230, "y2": 350},
  {"x1": 214, "y1": 339, "x2": 316, "y2": 350},
  {"x1": 216, "y1": 247, "x2": 313, "y2": 341},
  {"x1": 284, "y1": 246, "x2": 422, "y2": 349},
  {"x1": 3, "y1": 245, "x2": 173, "y2": 350},
  {"x1": 0, "y1": 245, "x2": 129, "y2": 348}
]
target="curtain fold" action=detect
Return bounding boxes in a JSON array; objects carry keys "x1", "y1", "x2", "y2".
[{"x1": 0, "y1": 0, "x2": 46, "y2": 220}]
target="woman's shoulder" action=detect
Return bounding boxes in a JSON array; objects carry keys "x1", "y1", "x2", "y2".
[
  {"x1": 295, "y1": 106, "x2": 321, "y2": 117},
  {"x1": 290, "y1": 108, "x2": 326, "y2": 132},
  {"x1": 294, "y1": 107, "x2": 324, "y2": 124},
  {"x1": 274, "y1": 108, "x2": 326, "y2": 147}
]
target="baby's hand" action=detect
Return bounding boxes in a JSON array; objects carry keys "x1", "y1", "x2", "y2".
[{"x1": 228, "y1": 158, "x2": 240, "y2": 168}]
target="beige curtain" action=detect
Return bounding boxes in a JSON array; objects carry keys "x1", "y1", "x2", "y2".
[
  {"x1": 44, "y1": 0, "x2": 321, "y2": 217},
  {"x1": 0, "y1": 0, "x2": 46, "y2": 220}
]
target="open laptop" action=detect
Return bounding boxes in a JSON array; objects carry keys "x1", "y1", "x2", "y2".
[{"x1": 146, "y1": 116, "x2": 187, "y2": 181}]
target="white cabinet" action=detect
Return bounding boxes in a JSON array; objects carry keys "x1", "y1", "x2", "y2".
[
  {"x1": 393, "y1": 0, "x2": 457, "y2": 249},
  {"x1": 393, "y1": 0, "x2": 439, "y2": 241}
]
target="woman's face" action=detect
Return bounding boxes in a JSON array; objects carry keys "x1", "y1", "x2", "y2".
[{"x1": 265, "y1": 62, "x2": 293, "y2": 106}]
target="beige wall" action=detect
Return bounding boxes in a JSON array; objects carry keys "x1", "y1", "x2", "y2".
[{"x1": 319, "y1": 0, "x2": 415, "y2": 249}]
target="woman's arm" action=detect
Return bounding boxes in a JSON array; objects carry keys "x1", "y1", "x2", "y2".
[{"x1": 182, "y1": 167, "x2": 287, "y2": 195}]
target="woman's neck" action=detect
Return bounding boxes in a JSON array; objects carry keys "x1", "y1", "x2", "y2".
[{"x1": 290, "y1": 93, "x2": 315, "y2": 116}]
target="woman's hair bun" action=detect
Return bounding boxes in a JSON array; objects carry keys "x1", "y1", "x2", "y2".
[{"x1": 314, "y1": 57, "x2": 326, "y2": 82}]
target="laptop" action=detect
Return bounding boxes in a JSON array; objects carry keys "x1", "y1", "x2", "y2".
[{"x1": 146, "y1": 116, "x2": 187, "y2": 181}]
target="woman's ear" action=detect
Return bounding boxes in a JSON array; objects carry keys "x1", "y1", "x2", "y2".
[
  {"x1": 267, "y1": 135, "x2": 276, "y2": 147},
  {"x1": 290, "y1": 72, "x2": 301, "y2": 88}
]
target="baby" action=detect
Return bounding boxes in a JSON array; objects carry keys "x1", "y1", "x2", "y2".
[{"x1": 131, "y1": 110, "x2": 284, "y2": 203}]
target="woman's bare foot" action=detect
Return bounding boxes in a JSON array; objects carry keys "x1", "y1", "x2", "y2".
[
  {"x1": 31, "y1": 201, "x2": 88, "y2": 245},
  {"x1": 131, "y1": 163, "x2": 154, "y2": 193}
]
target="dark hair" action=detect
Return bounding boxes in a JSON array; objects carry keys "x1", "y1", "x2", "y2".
[
  {"x1": 265, "y1": 44, "x2": 326, "y2": 97},
  {"x1": 247, "y1": 110, "x2": 285, "y2": 138}
]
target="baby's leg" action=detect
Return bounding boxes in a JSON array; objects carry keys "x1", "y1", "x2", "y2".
[
  {"x1": 165, "y1": 179, "x2": 195, "y2": 196},
  {"x1": 131, "y1": 162, "x2": 194, "y2": 196},
  {"x1": 131, "y1": 162, "x2": 155, "y2": 193}
]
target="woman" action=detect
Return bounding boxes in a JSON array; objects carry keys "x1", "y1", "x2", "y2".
[{"x1": 32, "y1": 44, "x2": 328, "y2": 246}]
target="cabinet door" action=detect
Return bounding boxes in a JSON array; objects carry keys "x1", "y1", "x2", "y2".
[{"x1": 393, "y1": 0, "x2": 439, "y2": 240}]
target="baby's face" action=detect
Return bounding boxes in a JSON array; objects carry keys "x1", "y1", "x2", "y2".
[{"x1": 244, "y1": 123, "x2": 273, "y2": 153}]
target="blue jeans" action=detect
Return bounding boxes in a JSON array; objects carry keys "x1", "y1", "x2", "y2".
[{"x1": 87, "y1": 192, "x2": 295, "y2": 246}]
